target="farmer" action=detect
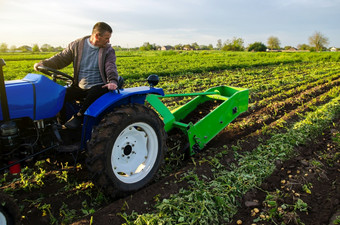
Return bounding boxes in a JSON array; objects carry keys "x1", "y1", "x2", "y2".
[{"x1": 34, "y1": 22, "x2": 118, "y2": 129}]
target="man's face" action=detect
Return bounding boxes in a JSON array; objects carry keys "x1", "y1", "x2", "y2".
[{"x1": 95, "y1": 31, "x2": 111, "y2": 48}]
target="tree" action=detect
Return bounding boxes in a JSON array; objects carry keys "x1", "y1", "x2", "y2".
[
  {"x1": 174, "y1": 44, "x2": 183, "y2": 50},
  {"x1": 222, "y1": 37, "x2": 245, "y2": 51},
  {"x1": 216, "y1": 39, "x2": 222, "y2": 50},
  {"x1": 183, "y1": 44, "x2": 193, "y2": 50},
  {"x1": 55, "y1": 46, "x2": 64, "y2": 52},
  {"x1": 297, "y1": 44, "x2": 310, "y2": 51},
  {"x1": 139, "y1": 42, "x2": 156, "y2": 51},
  {"x1": 0, "y1": 43, "x2": 8, "y2": 52},
  {"x1": 32, "y1": 44, "x2": 40, "y2": 52},
  {"x1": 267, "y1": 36, "x2": 281, "y2": 50},
  {"x1": 10, "y1": 45, "x2": 17, "y2": 52},
  {"x1": 308, "y1": 31, "x2": 329, "y2": 52},
  {"x1": 191, "y1": 42, "x2": 199, "y2": 50},
  {"x1": 18, "y1": 45, "x2": 32, "y2": 52},
  {"x1": 247, "y1": 42, "x2": 267, "y2": 52},
  {"x1": 40, "y1": 44, "x2": 53, "y2": 52},
  {"x1": 113, "y1": 45, "x2": 122, "y2": 51}
]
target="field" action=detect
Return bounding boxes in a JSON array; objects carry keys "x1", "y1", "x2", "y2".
[{"x1": 0, "y1": 51, "x2": 339, "y2": 225}]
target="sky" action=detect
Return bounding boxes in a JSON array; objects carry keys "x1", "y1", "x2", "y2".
[{"x1": 0, "y1": 0, "x2": 339, "y2": 49}]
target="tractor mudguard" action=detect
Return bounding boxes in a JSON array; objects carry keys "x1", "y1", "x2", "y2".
[
  {"x1": 84, "y1": 86, "x2": 164, "y2": 118},
  {"x1": 81, "y1": 86, "x2": 164, "y2": 148}
]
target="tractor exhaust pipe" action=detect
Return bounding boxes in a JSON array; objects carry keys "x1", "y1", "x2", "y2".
[{"x1": 0, "y1": 59, "x2": 10, "y2": 121}]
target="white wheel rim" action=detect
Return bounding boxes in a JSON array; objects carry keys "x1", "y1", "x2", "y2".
[
  {"x1": 111, "y1": 122, "x2": 158, "y2": 184},
  {"x1": 0, "y1": 211, "x2": 7, "y2": 225}
]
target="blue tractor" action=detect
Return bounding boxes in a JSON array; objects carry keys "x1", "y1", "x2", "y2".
[
  {"x1": 0, "y1": 56, "x2": 249, "y2": 224},
  {"x1": 0, "y1": 58, "x2": 167, "y2": 197}
]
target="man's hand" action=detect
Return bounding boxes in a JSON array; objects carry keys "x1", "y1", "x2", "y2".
[
  {"x1": 34, "y1": 62, "x2": 43, "y2": 71},
  {"x1": 102, "y1": 82, "x2": 117, "y2": 91}
]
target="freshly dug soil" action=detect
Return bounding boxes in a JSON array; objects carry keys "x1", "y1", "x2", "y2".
[{"x1": 228, "y1": 118, "x2": 340, "y2": 225}]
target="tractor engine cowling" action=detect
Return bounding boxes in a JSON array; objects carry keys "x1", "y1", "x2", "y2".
[{"x1": 0, "y1": 74, "x2": 66, "y2": 121}]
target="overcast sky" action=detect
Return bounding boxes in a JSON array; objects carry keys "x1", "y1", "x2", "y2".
[{"x1": 0, "y1": 0, "x2": 339, "y2": 48}]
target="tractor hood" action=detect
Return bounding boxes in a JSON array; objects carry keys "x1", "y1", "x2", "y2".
[{"x1": 0, "y1": 74, "x2": 66, "y2": 121}]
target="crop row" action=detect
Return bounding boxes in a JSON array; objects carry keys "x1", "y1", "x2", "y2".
[
  {"x1": 139, "y1": 61, "x2": 340, "y2": 111},
  {"x1": 1, "y1": 52, "x2": 340, "y2": 81}
]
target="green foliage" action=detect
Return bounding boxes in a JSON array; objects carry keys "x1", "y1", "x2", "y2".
[
  {"x1": 309, "y1": 31, "x2": 329, "y2": 52},
  {"x1": 59, "y1": 202, "x2": 77, "y2": 224},
  {"x1": 222, "y1": 37, "x2": 245, "y2": 51},
  {"x1": 40, "y1": 44, "x2": 55, "y2": 52},
  {"x1": 38, "y1": 203, "x2": 58, "y2": 224},
  {"x1": 2, "y1": 52, "x2": 340, "y2": 82},
  {"x1": 267, "y1": 36, "x2": 281, "y2": 50},
  {"x1": 139, "y1": 42, "x2": 157, "y2": 51},
  {"x1": 297, "y1": 43, "x2": 310, "y2": 50},
  {"x1": 19, "y1": 166, "x2": 47, "y2": 190},
  {"x1": 0, "y1": 42, "x2": 8, "y2": 52},
  {"x1": 248, "y1": 42, "x2": 267, "y2": 52},
  {"x1": 253, "y1": 190, "x2": 308, "y2": 224},
  {"x1": 32, "y1": 44, "x2": 40, "y2": 52}
]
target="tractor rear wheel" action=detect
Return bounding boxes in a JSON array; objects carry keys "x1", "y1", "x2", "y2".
[{"x1": 86, "y1": 104, "x2": 167, "y2": 196}]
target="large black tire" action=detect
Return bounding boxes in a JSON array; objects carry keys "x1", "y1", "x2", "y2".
[
  {"x1": 0, "y1": 193, "x2": 20, "y2": 225},
  {"x1": 86, "y1": 104, "x2": 167, "y2": 196}
]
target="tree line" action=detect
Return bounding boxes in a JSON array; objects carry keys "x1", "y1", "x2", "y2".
[
  {"x1": 217, "y1": 31, "x2": 333, "y2": 52},
  {"x1": 0, "y1": 31, "x2": 336, "y2": 53},
  {"x1": 0, "y1": 43, "x2": 64, "y2": 53}
]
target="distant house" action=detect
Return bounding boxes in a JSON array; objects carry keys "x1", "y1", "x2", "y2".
[
  {"x1": 17, "y1": 45, "x2": 33, "y2": 52},
  {"x1": 183, "y1": 46, "x2": 193, "y2": 51},
  {"x1": 266, "y1": 49, "x2": 281, "y2": 52},
  {"x1": 330, "y1": 47, "x2": 337, "y2": 52},
  {"x1": 161, "y1": 45, "x2": 173, "y2": 51},
  {"x1": 282, "y1": 47, "x2": 298, "y2": 52}
]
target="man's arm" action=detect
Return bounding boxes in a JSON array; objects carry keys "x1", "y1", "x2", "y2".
[
  {"x1": 34, "y1": 41, "x2": 76, "y2": 71},
  {"x1": 104, "y1": 48, "x2": 119, "y2": 86}
]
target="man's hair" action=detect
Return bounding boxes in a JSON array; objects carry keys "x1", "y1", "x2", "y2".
[{"x1": 92, "y1": 22, "x2": 112, "y2": 35}]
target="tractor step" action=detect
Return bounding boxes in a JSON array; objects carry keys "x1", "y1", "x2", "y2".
[{"x1": 56, "y1": 143, "x2": 80, "y2": 153}]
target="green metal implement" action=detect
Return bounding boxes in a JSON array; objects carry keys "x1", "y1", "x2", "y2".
[{"x1": 146, "y1": 86, "x2": 249, "y2": 155}]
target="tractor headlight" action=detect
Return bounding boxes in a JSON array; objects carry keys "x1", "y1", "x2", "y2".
[
  {"x1": 0, "y1": 121, "x2": 18, "y2": 136},
  {"x1": 0, "y1": 121, "x2": 19, "y2": 151}
]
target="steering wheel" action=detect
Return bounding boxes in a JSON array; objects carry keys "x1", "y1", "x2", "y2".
[{"x1": 36, "y1": 65, "x2": 73, "y2": 84}]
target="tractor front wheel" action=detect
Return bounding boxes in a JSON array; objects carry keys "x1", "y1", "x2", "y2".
[
  {"x1": 0, "y1": 193, "x2": 20, "y2": 225},
  {"x1": 86, "y1": 104, "x2": 167, "y2": 196}
]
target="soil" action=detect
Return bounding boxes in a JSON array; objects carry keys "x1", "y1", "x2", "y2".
[
  {"x1": 0, "y1": 78, "x2": 339, "y2": 225},
  {"x1": 228, "y1": 117, "x2": 340, "y2": 225},
  {"x1": 72, "y1": 118, "x2": 339, "y2": 225}
]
